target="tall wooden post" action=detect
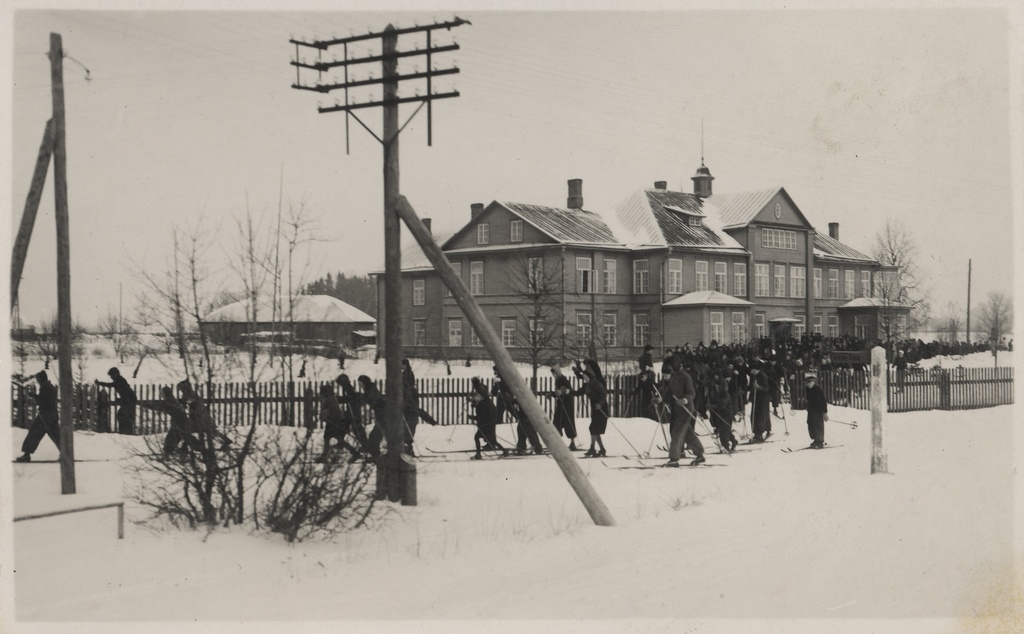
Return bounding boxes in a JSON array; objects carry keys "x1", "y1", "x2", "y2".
[
  {"x1": 869, "y1": 346, "x2": 888, "y2": 475},
  {"x1": 51, "y1": 32, "x2": 76, "y2": 493},
  {"x1": 11, "y1": 119, "x2": 54, "y2": 311},
  {"x1": 380, "y1": 25, "x2": 411, "y2": 503}
]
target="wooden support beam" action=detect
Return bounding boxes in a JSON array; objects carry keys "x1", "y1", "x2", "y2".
[
  {"x1": 11, "y1": 119, "x2": 54, "y2": 312},
  {"x1": 394, "y1": 195, "x2": 615, "y2": 527}
]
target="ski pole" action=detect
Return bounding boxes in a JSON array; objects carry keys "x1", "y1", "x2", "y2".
[
  {"x1": 608, "y1": 417, "x2": 644, "y2": 458},
  {"x1": 829, "y1": 418, "x2": 858, "y2": 428},
  {"x1": 780, "y1": 396, "x2": 790, "y2": 435}
]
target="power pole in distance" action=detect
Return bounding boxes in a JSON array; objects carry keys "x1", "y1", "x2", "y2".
[{"x1": 291, "y1": 17, "x2": 469, "y2": 505}]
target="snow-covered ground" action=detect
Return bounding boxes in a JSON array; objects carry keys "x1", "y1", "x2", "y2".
[{"x1": 2, "y1": 395, "x2": 1019, "y2": 633}]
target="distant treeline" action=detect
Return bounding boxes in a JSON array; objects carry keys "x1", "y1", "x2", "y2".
[{"x1": 303, "y1": 272, "x2": 376, "y2": 317}]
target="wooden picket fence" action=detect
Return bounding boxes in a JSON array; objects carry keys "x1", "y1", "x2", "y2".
[{"x1": 10, "y1": 367, "x2": 1012, "y2": 434}]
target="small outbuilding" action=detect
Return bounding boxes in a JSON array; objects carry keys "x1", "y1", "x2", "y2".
[{"x1": 200, "y1": 295, "x2": 376, "y2": 349}]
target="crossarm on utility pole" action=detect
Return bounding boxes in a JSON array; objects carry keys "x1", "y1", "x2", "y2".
[
  {"x1": 11, "y1": 119, "x2": 54, "y2": 312},
  {"x1": 394, "y1": 195, "x2": 616, "y2": 527}
]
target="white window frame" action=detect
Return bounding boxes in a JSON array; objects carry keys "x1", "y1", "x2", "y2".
[
  {"x1": 501, "y1": 318, "x2": 517, "y2": 348},
  {"x1": 714, "y1": 262, "x2": 728, "y2": 294},
  {"x1": 814, "y1": 313, "x2": 823, "y2": 335},
  {"x1": 470, "y1": 261, "x2": 484, "y2": 296},
  {"x1": 761, "y1": 228, "x2": 797, "y2": 250},
  {"x1": 790, "y1": 266, "x2": 806, "y2": 299},
  {"x1": 448, "y1": 319, "x2": 463, "y2": 347},
  {"x1": 576, "y1": 256, "x2": 594, "y2": 294},
  {"x1": 632, "y1": 313, "x2": 650, "y2": 347},
  {"x1": 755, "y1": 313, "x2": 766, "y2": 338},
  {"x1": 668, "y1": 258, "x2": 684, "y2": 294},
  {"x1": 412, "y1": 279, "x2": 425, "y2": 306},
  {"x1": 813, "y1": 268, "x2": 822, "y2": 299},
  {"x1": 731, "y1": 311, "x2": 746, "y2": 343},
  {"x1": 510, "y1": 219, "x2": 523, "y2": 243},
  {"x1": 734, "y1": 262, "x2": 747, "y2": 297},
  {"x1": 774, "y1": 264, "x2": 786, "y2": 297},
  {"x1": 477, "y1": 223, "x2": 489, "y2": 245},
  {"x1": 828, "y1": 269, "x2": 839, "y2": 299},
  {"x1": 828, "y1": 314, "x2": 839, "y2": 338},
  {"x1": 845, "y1": 270, "x2": 855, "y2": 300},
  {"x1": 603, "y1": 312, "x2": 617, "y2": 347},
  {"x1": 710, "y1": 311, "x2": 724, "y2": 344},
  {"x1": 755, "y1": 264, "x2": 770, "y2": 297},
  {"x1": 695, "y1": 260, "x2": 709, "y2": 293},
  {"x1": 576, "y1": 312, "x2": 593, "y2": 348},
  {"x1": 633, "y1": 259, "x2": 650, "y2": 294},
  {"x1": 412, "y1": 319, "x2": 426, "y2": 346},
  {"x1": 794, "y1": 313, "x2": 806, "y2": 339},
  {"x1": 688, "y1": 216, "x2": 702, "y2": 227},
  {"x1": 603, "y1": 259, "x2": 617, "y2": 294},
  {"x1": 527, "y1": 318, "x2": 543, "y2": 347},
  {"x1": 861, "y1": 271, "x2": 871, "y2": 298},
  {"x1": 470, "y1": 328, "x2": 482, "y2": 347},
  {"x1": 854, "y1": 315, "x2": 869, "y2": 339}
]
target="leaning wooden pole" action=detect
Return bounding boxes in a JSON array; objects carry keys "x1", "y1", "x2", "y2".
[
  {"x1": 50, "y1": 32, "x2": 76, "y2": 494},
  {"x1": 11, "y1": 119, "x2": 54, "y2": 312},
  {"x1": 869, "y1": 345, "x2": 888, "y2": 475},
  {"x1": 395, "y1": 195, "x2": 615, "y2": 526}
]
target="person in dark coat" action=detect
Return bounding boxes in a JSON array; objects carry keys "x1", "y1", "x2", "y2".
[
  {"x1": 176, "y1": 380, "x2": 232, "y2": 450},
  {"x1": 550, "y1": 366, "x2": 579, "y2": 450},
  {"x1": 638, "y1": 344, "x2": 654, "y2": 373},
  {"x1": 582, "y1": 369, "x2": 609, "y2": 457},
  {"x1": 665, "y1": 356, "x2": 704, "y2": 466},
  {"x1": 468, "y1": 381, "x2": 507, "y2": 459},
  {"x1": 492, "y1": 367, "x2": 542, "y2": 455},
  {"x1": 748, "y1": 360, "x2": 772, "y2": 442},
  {"x1": 633, "y1": 369, "x2": 660, "y2": 422},
  {"x1": 316, "y1": 383, "x2": 362, "y2": 462},
  {"x1": 95, "y1": 367, "x2": 137, "y2": 435},
  {"x1": 140, "y1": 386, "x2": 201, "y2": 457},
  {"x1": 15, "y1": 371, "x2": 60, "y2": 462},
  {"x1": 707, "y1": 377, "x2": 738, "y2": 452},
  {"x1": 356, "y1": 375, "x2": 385, "y2": 457},
  {"x1": 804, "y1": 375, "x2": 829, "y2": 449},
  {"x1": 335, "y1": 374, "x2": 370, "y2": 452},
  {"x1": 766, "y1": 357, "x2": 785, "y2": 417}
]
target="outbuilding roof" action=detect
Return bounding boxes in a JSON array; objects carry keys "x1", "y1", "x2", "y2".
[{"x1": 203, "y1": 295, "x2": 376, "y2": 324}]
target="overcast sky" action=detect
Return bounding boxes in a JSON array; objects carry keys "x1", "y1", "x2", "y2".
[{"x1": 5, "y1": 2, "x2": 1021, "y2": 329}]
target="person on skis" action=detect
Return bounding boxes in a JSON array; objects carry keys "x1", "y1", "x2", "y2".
[{"x1": 804, "y1": 374, "x2": 829, "y2": 449}]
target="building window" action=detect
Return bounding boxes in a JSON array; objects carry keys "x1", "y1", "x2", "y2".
[
  {"x1": 774, "y1": 264, "x2": 786, "y2": 297},
  {"x1": 603, "y1": 259, "x2": 617, "y2": 294},
  {"x1": 633, "y1": 259, "x2": 650, "y2": 294},
  {"x1": 761, "y1": 228, "x2": 797, "y2": 250},
  {"x1": 603, "y1": 312, "x2": 617, "y2": 347},
  {"x1": 814, "y1": 313, "x2": 823, "y2": 335},
  {"x1": 448, "y1": 319, "x2": 462, "y2": 347},
  {"x1": 896, "y1": 314, "x2": 908, "y2": 337},
  {"x1": 470, "y1": 328, "x2": 482, "y2": 347},
  {"x1": 527, "y1": 319, "x2": 543, "y2": 347},
  {"x1": 510, "y1": 220, "x2": 523, "y2": 243},
  {"x1": 412, "y1": 279, "x2": 425, "y2": 306},
  {"x1": 412, "y1": 319, "x2": 426, "y2": 346},
  {"x1": 755, "y1": 264, "x2": 770, "y2": 297},
  {"x1": 731, "y1": 312, "x2": 746, "y2": 343},
  {"x1": 813, "y1": 268, "x2": 822, "y2": 299},
  {"x1": 828, "y1": 269, "x2": 839, "y2": 299},
  {"x1": 828, "y1": 314, "x2": 839, "y2": 338},
  {"x1": 576, "y1": 257, "x2": 594, "y2": 293},
  {"x1": 695, "y1": 261, "x2": 709, "y2": 292},
  {"x1": 755, "y1": 313, "x2": 766, "y2": 338},
  {"x1": 470, "y1": 261, "x2": 484, "y2": 295},
  {"x1": 790, "y1": 266, "x2": 806, "y2": 299},
  {"x1": 688, "y1": 216, "x2": 702, "y2": 227},
  {"x1": 477, "y1": 223, "x2": 489, "y2": 245},
  {"x1": 501, "y1": 319, "x2": 516, "y2": 347},
  {"x1": 527, "y1": 256, "x2": 543, "y2": 292},
  {"x1": 668, "y1": 258, "x2": 684, "y2": 294},
  {"x1": 710, "y1": 312, "x2": 724, "y2": 344},
  {"x1": 714, "y1": 262, "x2": 727, "y2": 294},
  {"x1": 861, "y1": 271, "x2": 871, "y2": 298},
  {"x1": 632, "y1": 313, "x2": 650, "y2": 347},
  {"x1": 854, "y1": 315, "x2": 869, "y2": 339},
  {"x1": 845, "y1": 270, "x2": 855, "y2": 300},
  {"x1": 576, "y1": 312, "x2": 592, "y2": 347},
  {"x1": 794, "y1": 313, "x2": 806, "y2": 339},
  {"x1": 734, "y1": 263, "x2": 747, "y2": 297}
]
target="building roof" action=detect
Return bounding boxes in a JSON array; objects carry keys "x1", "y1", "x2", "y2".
[
  {"x1": 707, "y1": 188, "x2": 781, "y2": 229},
  {"x1": 614, "y1": 189, "x2": 747, "y2": 252},
  {"x1": 496, "y1": 202, "x2": 619, "y2": 245},
  {"x1": 814, "y1": 233, "x2": 874, "y2": 263},
  {"x1": 838, "y1": 297, "x2": 910, "y2": 310},
  {"x1": 662, "y1": 290, "x2": 755, "y2": 307},
  {"x1": 203, "y1": 295, "x2": 376, "y2": 324}
]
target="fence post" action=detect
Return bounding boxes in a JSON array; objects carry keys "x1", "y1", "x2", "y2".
[{"x1": 870, "y1": 346, "x2": 888, "y2": 475}]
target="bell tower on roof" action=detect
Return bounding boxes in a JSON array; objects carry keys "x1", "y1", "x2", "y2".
[{"x1": 692, "y1": 162, "x2": 714, "y2": 198}]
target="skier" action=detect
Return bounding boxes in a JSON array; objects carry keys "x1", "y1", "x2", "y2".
[
  {"x1": 356, "y1": 375, "x2": 386, "y2": 457},
  {"x1": 748, "y1": 360, "x2": 772, "y2": 442},
  {"x1": 550, "y1": 365, "x2": 579, "y2": 451},
  {"x1": 582, "y1": 368, "x2": 609, "y2": 457},
  {"x1": 176, "y1": 380, "x2": 232, "y2": 450},
  {"x1": 14, "y1": 371, "x2": 59, "y2": 463},
  {"x1": 492, "y1": 366, "x2": 542, "y2": 455},
  {"x1": 335, "y1": 374, "x2": 371, "y2": 453},
  {"x1": 665, "y1": 356, "x2": 704, "y2": 466},
  {"x1": 140, "y1": 386, "x2": 201, "y2": 458},
  {"x1": 316, "y1": 383, "x2": 362, "y2": 462},
  {"x1": 707, "y1": 377, "x2": 738, "y2": 453},
  {"x1": 468, "y1": 380, "x2": 507, "y2": 459},
  {"x1": 804, "y1": 374, "x2": 829, "y2": 449},
  {"x1": 633, "y1": 369, "x2": 660, "y2": 421},
  {"x1": 95, "y1": 367, "x2": 137, "y2": 435}
]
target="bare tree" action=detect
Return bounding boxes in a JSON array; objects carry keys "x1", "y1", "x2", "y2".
[
  {"x1": 937, "y1": 301, "x2": 964, "y2": 344},
  {"x1": 872, "y1": 218, "x2": 931, "y2": 342},
  {"x1": 977, "y1": 292, "x2": 1013, "y2": 354},
  {"x1": 508, "y1": 254, "x2": 565, "y2": 389}
]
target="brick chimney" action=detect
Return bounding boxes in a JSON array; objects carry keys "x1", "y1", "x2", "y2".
[
  {"x1": 828, "y1": 222, "x2": 839, "y2": 240},
  {"x1": 471, "y1": 203, "x2": 484, "y2": 219},
  {"x1": 567, "y1": 179, "x2": 583, "y2": 209},
  {"x1": 422, "y1": 218, "x2": 432, "y2": 234},
  {"x1": 654, "y1": 181, "x2": 667, "y2": 190}
]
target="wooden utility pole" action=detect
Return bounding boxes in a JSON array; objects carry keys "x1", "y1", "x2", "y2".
[
  {"x1": 869, "y1": 346, "x2": 888, "y2": 475},
  {"x1": 966, "y1": 259, "x2": 971, "y2": 343},
  {"x1": 50, "y1": 32, "x2": 76, "y2": 493},
  {"x1": 11, "y1": 119, "x2": 54, "y2": 311}
]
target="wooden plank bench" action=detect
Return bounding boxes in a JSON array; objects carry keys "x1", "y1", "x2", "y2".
[{"x1": 14, "y1": 502, "x2": 124, "y2": 539}]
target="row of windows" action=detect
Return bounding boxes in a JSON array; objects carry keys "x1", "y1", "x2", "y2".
[
  {"x1": 411, "y1": 314, "x2": 653, "y2": 348},
  {"x1": 477, "y1": 220, "x2": 524, "y2": 245},
  {"x1": 753, "y1": 264, "x2": 872, "y2": 300},
  {"x1": 761, "y1": 227, "x2": 798, "y2": 250}
]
